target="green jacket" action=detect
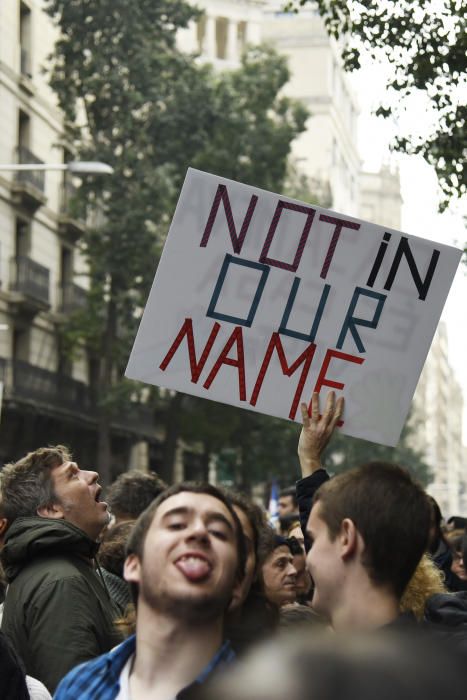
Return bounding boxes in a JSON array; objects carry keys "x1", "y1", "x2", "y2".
[{"x1": 1, "y1": 517, "x2": 121, "y2": 693}]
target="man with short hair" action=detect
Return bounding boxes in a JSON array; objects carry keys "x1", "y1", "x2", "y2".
[
  {"x1": 278, "y1": 487, "x2": 298, "y2": 519},
  {"x1": 0, "y1": 446, "x2": 119, "y2": 692},
  {"x1": 298, "y1": 393, "x2": 431, "y2": 630},
  {"x1": 55, "y1": 482, "x2": 246, "y2": 700},
  {"x1": 106, "y1": 469, "x2": 167, "y2": 525}
]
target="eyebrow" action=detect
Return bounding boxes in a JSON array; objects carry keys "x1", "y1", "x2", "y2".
[{"x1": 161, "y1": 506, "x2": 234, "y2": 533}]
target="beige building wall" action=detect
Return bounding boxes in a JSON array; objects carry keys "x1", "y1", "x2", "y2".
[
  {"x1": 411, "y1": 322, "x2": 466, "y2": 517},
  {"x1": 359, "y1": 166, "x2": 403, "y2": 231},
  {"x1": 0, "y1": 0, "x2": 90, "y2": 383},
  {"x1": 179, "y1": 0, "x2": 264, "y2": 67},
  {"x1": 261, "y1": 6, "x2": 361, "y2": 216}
]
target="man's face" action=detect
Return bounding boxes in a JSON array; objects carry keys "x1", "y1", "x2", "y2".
[
  {"x1": 306, "y1": 502, "x2": 343, "y2": 621},
  {"x1": 278, "y1": 495, "x2": 296, "y2": 518},
  {"x1": 125, "y1": 491, "x2": 241, "y2": 623},
  {"x1": 48, "y1": 461, "x2": 110, "y2": 541},
  {"x1": 262, "y1": 545, "x2": 297, "y2": 606}
]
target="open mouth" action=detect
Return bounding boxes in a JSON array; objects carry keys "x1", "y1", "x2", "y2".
[
  {"x1": 175, "y1": 554, "x2": 212, "y2": 582},
  {"x1": 94, "y1": 487, "x2": 107, "y2": 507}
]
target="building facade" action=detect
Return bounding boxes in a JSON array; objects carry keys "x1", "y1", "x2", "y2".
[
  {"x1": 411, "y1": 322, "x2": 466, "y2": 517},
  {"x1": 0, "y1": 0, "x2": 159, "y2": 473}
]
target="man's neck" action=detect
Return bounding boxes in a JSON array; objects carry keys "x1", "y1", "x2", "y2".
[
  {"x1": 331, "y1": 579, "x2": 400, "y2": 632},
  {"x1": 129, "y1": 602, "x2": 225, "y2": 700}
]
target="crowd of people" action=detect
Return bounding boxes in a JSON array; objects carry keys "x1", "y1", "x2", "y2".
[{"x1": 0, "y1": 391, "x2": 466, "y2": 699}]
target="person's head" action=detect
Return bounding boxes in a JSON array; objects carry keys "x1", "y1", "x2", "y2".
[
  {"x1": 107, "y1": 470, "x2": 167, "y2": 524},
  {"x1": 99, "y1": 521, "x2": 135, "y2": 578},
  {"x1": 307, "y1": 461, "x2": 431, "y2": 624},
  {"x1": 288, "y1": 536, "x2": 312, "y2": 600},
  {"x1": 259, "y1": 532, "x2": 297, "y2": 607},
  {"x1": 124, "y1": 482, "x2": 246, "y2": 625},
  {"x1": 200, "y1": 629, "x2": 467, "y2": 700},
  {"x1": 278, "y1": 487, "x2": 297, "y2": 518},
  {"x1": 400, "y1": 553, "x2": 446, "y2": 620},
  {"x1": 221, "y1": 489, "x2": 268, "y2": 610},
  {"x1": 287, "y1": 521, "x2": 305, "y2": 551},
  {"x1": 447, "y1": 531, "x2": 467, "y2": 581},
  {"x1": 427, "y1": 496, "x2": 448, "y2": 554},
  {"x1": 0, "y1": 446, "x2": 110, "y2": 540},
  {"x1": 279, "y1": 604, "x2": 323, "y2": 631}
]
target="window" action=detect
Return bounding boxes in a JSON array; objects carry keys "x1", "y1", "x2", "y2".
[
  {"x1": 19, "y1": 2, "x2": 32, "y2": 78},
  {"x1": 216, "y1": 17, "x2": 228, "y2": 59}
]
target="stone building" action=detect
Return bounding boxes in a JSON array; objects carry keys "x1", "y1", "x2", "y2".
[
  {"x1": 0, "y1": 0, "x2": 159, "y2": 471},
  {"x1": 411, "y1": 322, "x2": 466, "y2": 517}
]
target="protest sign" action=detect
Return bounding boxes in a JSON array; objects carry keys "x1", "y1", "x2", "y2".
[{"x1": 126, "y1": 168, "x2": 462, "y2": 446}]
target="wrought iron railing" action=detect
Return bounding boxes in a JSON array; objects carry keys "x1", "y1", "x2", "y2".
[
  {"x1": 59, "y1": 283, "x2": 87, "y2": 313},
  {"x1": 10, "y1": 360, "x2": 94, "y2": 414},
  {"x1": 10, "y1": 256, "x2": 50, "y2": 305},
  {"x1": 16, "y1": 146, "x2": 45, "y2": 192}
]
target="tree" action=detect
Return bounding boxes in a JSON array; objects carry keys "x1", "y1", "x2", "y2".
[
  {"x1": 322, "y1": 413, "x2": 432, "y2": 487},
  {"x1": 286, "y1": 0, "x2": 466, "y2": 210},
  {"x1": 45, "y1": 0, "x2": 307, "y2": 483}
]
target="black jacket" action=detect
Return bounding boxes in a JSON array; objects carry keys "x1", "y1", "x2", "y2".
[
  {"x1": 1, "y1": 517, "x2": 121, "y2": 693},
  {"x1": 296, "y1": 469, "x2": 329, "y2": 550}
]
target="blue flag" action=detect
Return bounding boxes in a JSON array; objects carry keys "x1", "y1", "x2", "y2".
[{"x1": 268, "y1": 479, "x2": 279, "y2": 525}]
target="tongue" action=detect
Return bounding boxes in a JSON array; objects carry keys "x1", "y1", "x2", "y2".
[{"x1": 176, "y1": 558, "x2": 211, "y2": 582}]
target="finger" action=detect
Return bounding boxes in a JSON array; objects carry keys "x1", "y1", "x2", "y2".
[
  {"x1": 300, "y1": 402, "x2": 310, "y2": 426},
  {"x1": 330, "y1": 396, "x2": 345, "y2": 429},
  {"x1": 322, "y1": 390, "x2": 336, "y2": 424},
  {"x1": 311, "y1": 392, "x2": 320, "y2": 422}
]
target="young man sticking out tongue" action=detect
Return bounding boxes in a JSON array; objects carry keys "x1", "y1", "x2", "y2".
[{"x1": 55, "y1": 483, "x2": 246, "y2": 700}]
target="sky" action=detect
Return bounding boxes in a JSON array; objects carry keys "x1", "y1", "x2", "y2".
[{"x1": 350, "y1": 65, "x2": 467, "y2": 439}]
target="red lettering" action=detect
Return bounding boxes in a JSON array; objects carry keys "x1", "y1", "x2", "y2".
[
  {"x1": 159, "y1": 318, "x2": 221, "y2": 383},
  {"x1": 203, "y1": 326, "x2": 246, "y2": 401},
  {"x1": 250, "y1": 333, "x2": 316, "y2": 420},
  {"x1": 311, "y1": 348, "x2": 364, "y2": 425},
  {"x1": 200, "y1": 184, "x2": 258, "y2": 254}
]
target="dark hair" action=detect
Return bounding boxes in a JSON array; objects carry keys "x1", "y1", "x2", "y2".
[
  {"x1": 286, "y1": 536, "x2": 304, "y2": 557},
  {"x1": 107, "y1": 470, "x2": 167, "y2": 520},
  {"x1": 0, "y1": 445, "x2": 71, "y2": 524},
  {"x1": 427, "y1": 496, "x2": 449, "y2": 554},
  {"x1": 314, "y1": 462, "x2": 431, "y2": 598},
  {"x1": 462, "y1": 533, "x2": 467, "y2": 569},
  {"x1": 220, "y1": 488, "x2": 267, "y2": 576},
  {"x1": 99, "y1": 521, "x2": 135, "y2": 577},
  {"x1": 126, "y1": 482, "x2": 247, "y2": 603},
  {"x1": 279, "y1": 486, "x2": 297, "y2": 507},
  {"x1": 201, "y1": 630, "x2": 467, "y2": 700},
  {"x1": 279, "y1": 604, "x2": 323, "y2": 630}
]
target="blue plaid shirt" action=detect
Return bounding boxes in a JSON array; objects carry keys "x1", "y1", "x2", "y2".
[{"x1": 53, "y1": 634, "x2": 235, "y2": 700}]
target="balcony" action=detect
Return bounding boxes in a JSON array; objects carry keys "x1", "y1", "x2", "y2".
[
  {"x1": 9, "y1": 256, "x2": 50, "y2": 314},
  {"x1": 0, "y1": 357, "x2": 158, "y2": 438},
  {"x1": 58, "y1": 176, "x2": 86, "y2": 243},
  {"x1": 11, "y1": 147, "x2": 47, "y2": 211},
  {"x1": 59, "y1": 282, "x2": 88, "y2": 314},
  {"x1": 5, "y1": 359, "x2": 94, "y2": 418}
]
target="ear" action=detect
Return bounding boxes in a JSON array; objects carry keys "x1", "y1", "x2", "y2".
[
  {"x1": 0, "y1": 518, "x2": 8, "y2": 540},
  {"x1": 124, "y1": 553, "x2": 142, "y2": 585},
  {"x1": 339, "y1": 518, "x2": 359, "y2": 560},
  {"x1": 37, "y1": 502, "x2": 65, "y2": 520}
]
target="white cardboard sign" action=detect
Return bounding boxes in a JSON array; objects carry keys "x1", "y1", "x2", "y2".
[{"x1": 126, "y1": 168, "x2": 462, "y2": 446}]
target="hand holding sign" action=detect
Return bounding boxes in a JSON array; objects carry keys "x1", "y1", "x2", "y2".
[{"x1": 298, "y1": 392, "x2": 344, "y2": 477}]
